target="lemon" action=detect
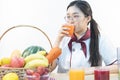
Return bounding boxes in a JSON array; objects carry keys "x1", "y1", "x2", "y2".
[
  {"x1": 2, "y1": 73, "x2": 19, "y2": 80},
  {"x1": 1, "y1": 57, "x2": 11, "y2": 65}
]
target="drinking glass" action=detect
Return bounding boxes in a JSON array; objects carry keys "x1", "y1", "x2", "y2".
[
  {"x1": 64, "y1": 25, "x2": 74, "y2": 37},
  {"x1": 94, "y1": 68, "x2": 109, "y2": 80},
  {"x1": 69, "y1": 68, "x2": 84, "y2": 80}
]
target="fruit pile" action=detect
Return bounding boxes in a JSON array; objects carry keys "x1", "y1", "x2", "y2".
[
  {"x1": 0, "y1": 45, "x2": 61, "y2": 80},
  {"x1": 25, "y1": 66, "x2": 49, "y2": 80},
  {"x1": 0, "y1": 45, "x2": 49, "y2": 80},
  {"x1": 0, "y1": 49, "x2": 25, "y2": 68},
  {"x1": 0, "y1": 46, "x2": 48, "y2": 68}
]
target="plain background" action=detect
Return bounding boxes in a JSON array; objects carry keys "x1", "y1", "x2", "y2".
[{"x1": 0, "y1": 0, "x2": 120, "y2": 72}]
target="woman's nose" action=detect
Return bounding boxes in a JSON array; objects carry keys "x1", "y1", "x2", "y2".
[{"x1": 68, "y1": 20, "x2": 74, "y2": 24}]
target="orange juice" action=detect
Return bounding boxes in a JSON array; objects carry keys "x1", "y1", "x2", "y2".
[
  {"x1": 69, "y1": 69, "x2": 84, "y2": 80},
  {"x1": 64, "y1": 25, "x2": 74, "y2": 36}
]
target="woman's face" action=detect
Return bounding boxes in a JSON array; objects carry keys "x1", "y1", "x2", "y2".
[{"x1": 66, "y1": 6, "x2": 91, "y2": 34}]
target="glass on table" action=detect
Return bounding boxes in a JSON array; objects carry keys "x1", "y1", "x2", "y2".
[
  {"x1": 69, "y1": 68, "x2": 85, "y2": 80},
  {"x1": 94, "y1": 67, "x2": 109, "y2": 80}
]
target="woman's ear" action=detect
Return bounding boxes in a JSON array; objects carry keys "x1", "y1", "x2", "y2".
[{"x1": 86, "y1": 16, "x2": 91, "y2": 23}]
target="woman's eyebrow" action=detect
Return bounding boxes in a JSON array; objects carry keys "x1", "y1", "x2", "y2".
[
  {"x1": 73, "y1": 12, "x2": 79, "y2": 14},
  {"x1": 67, "y1": 12, "x2": 79, "y2": 15}
]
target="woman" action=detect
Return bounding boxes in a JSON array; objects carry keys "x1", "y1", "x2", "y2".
[{"x1": 50, "y1": 0, "x2": 118, "y2": 74}]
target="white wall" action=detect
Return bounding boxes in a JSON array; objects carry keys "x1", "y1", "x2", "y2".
[
  {"x1": 88, "y1": 0, "x2": 120, "y2": 47},
  {"x1": 0, "y1": 0, "x2": 68, "y2": 57},
  {"x1": 0, "y1": 0, "x2": 120, "y2": 59}
]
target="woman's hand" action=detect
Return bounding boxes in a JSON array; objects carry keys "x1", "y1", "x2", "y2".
[
  {"x1": 53, "y1": 23, "x2": 73, "y2": 47},
  {"x1": 59, "y1": 24, "x2": 73, "y2": 38}
]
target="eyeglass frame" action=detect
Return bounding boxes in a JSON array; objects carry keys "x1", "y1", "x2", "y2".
[{"x1": 64, "y1": 13, "x2": 87, "y2": 22}]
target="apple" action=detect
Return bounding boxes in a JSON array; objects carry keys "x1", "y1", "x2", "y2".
[
  {"x1": 32, "y1": 72, "x2": 40, "y2": 80},
  {"x1": 44, "y1": 68, "x2": 49, "y2": 75},
  {"x1": 26, "y1": 69, "x2": 34, "y2": 75},
  {"x1": 10, "y1": 56, "x2": 25, "y2": 68},
  {"x1": 36, "y1": 66, "x2": 46, "y2": 75},
  {"x1": 18, "y1": 57, "x2": 25, "y2": 67}
]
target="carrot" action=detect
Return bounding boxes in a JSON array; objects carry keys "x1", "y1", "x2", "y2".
[{"x1": 46, "y1": 47, "x2": 61, "y2": 63}]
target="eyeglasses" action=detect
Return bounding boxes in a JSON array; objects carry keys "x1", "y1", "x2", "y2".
[{"x1": 64, "y1": 15, "x2": 81, "y2": 22}]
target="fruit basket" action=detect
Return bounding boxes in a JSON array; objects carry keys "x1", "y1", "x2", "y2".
[
  {"x1": 0, "y1": 67, "x2": 26, "y2": 79},
  {"x1": 0, "y1": 25, "x2": 53, "y2": 80}
]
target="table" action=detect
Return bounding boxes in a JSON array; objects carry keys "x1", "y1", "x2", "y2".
[{"x1": 50, "y1": 73, "x2": 119, "y2": 80}]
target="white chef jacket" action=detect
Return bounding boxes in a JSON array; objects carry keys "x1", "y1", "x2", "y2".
[{"x1": 57, "y1": 34, "x2": 117, "y2": 73}]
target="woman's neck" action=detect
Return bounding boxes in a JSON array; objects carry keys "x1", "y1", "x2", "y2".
[{"x1": 75, "y1": 28, "x2": 88, "y2": 40}]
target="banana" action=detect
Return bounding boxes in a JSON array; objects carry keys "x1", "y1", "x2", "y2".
[
  {"x1": 36, "y1": 51, "x2": 47, "y2": 56},
  {"x1": 24, "y1": 53, "x2": 47, "y2": 63},
  {"x1": 24, "y1": 59, "x2": 48, "y2": 68}
]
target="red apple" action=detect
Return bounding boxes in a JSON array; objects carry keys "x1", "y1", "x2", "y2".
[
  {"x1": 36, "y1": 66, "x2": 46, "y2": 75},
  {"x1": 18, "y1": 57, "x2": 25, "y2": 67},
  {"x1": 32, "y1": 72, "x2": 40, "y2": 80},
  {"x1": 44, "y1": 68, "x2": 49, "y2": 75},
  {"x1": 10, "y1": 56, "x2": 25, "y2": 68},
  {"x1": 26, "y1": 69, "x2": 34, "y2": 75}
]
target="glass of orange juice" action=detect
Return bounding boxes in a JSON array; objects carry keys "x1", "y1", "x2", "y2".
[
  {"x1": 64, "y1": 25, "x2": 74, "y2": 37},
  {"x1": 69, "y1": 68, "x2": 85, "y2": 80}
]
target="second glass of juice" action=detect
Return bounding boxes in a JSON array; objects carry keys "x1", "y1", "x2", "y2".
[{"x1": 94, "y1": 68, "x2": 109, "y2": 80}]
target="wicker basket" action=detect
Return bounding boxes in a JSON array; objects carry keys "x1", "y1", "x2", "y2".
[
  {"x1": 0, "y1": 67, "x2": 26, "y2": 79},
  {"x1": 0, "y1": 25, "x2": 53, "y2": 80}
]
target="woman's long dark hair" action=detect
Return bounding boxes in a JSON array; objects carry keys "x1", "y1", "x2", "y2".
[{"x1": 67, "y1": 0, "x2": 101, "y2": 66}]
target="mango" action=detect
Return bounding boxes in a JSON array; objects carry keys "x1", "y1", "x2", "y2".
[{"x1": 11, "y1": 49, "x2": 21, "y2": 58}]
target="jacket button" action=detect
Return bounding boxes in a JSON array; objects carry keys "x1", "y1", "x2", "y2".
[{"x1": 72, "y1": 48, "x2": 75, "y2": 52}]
